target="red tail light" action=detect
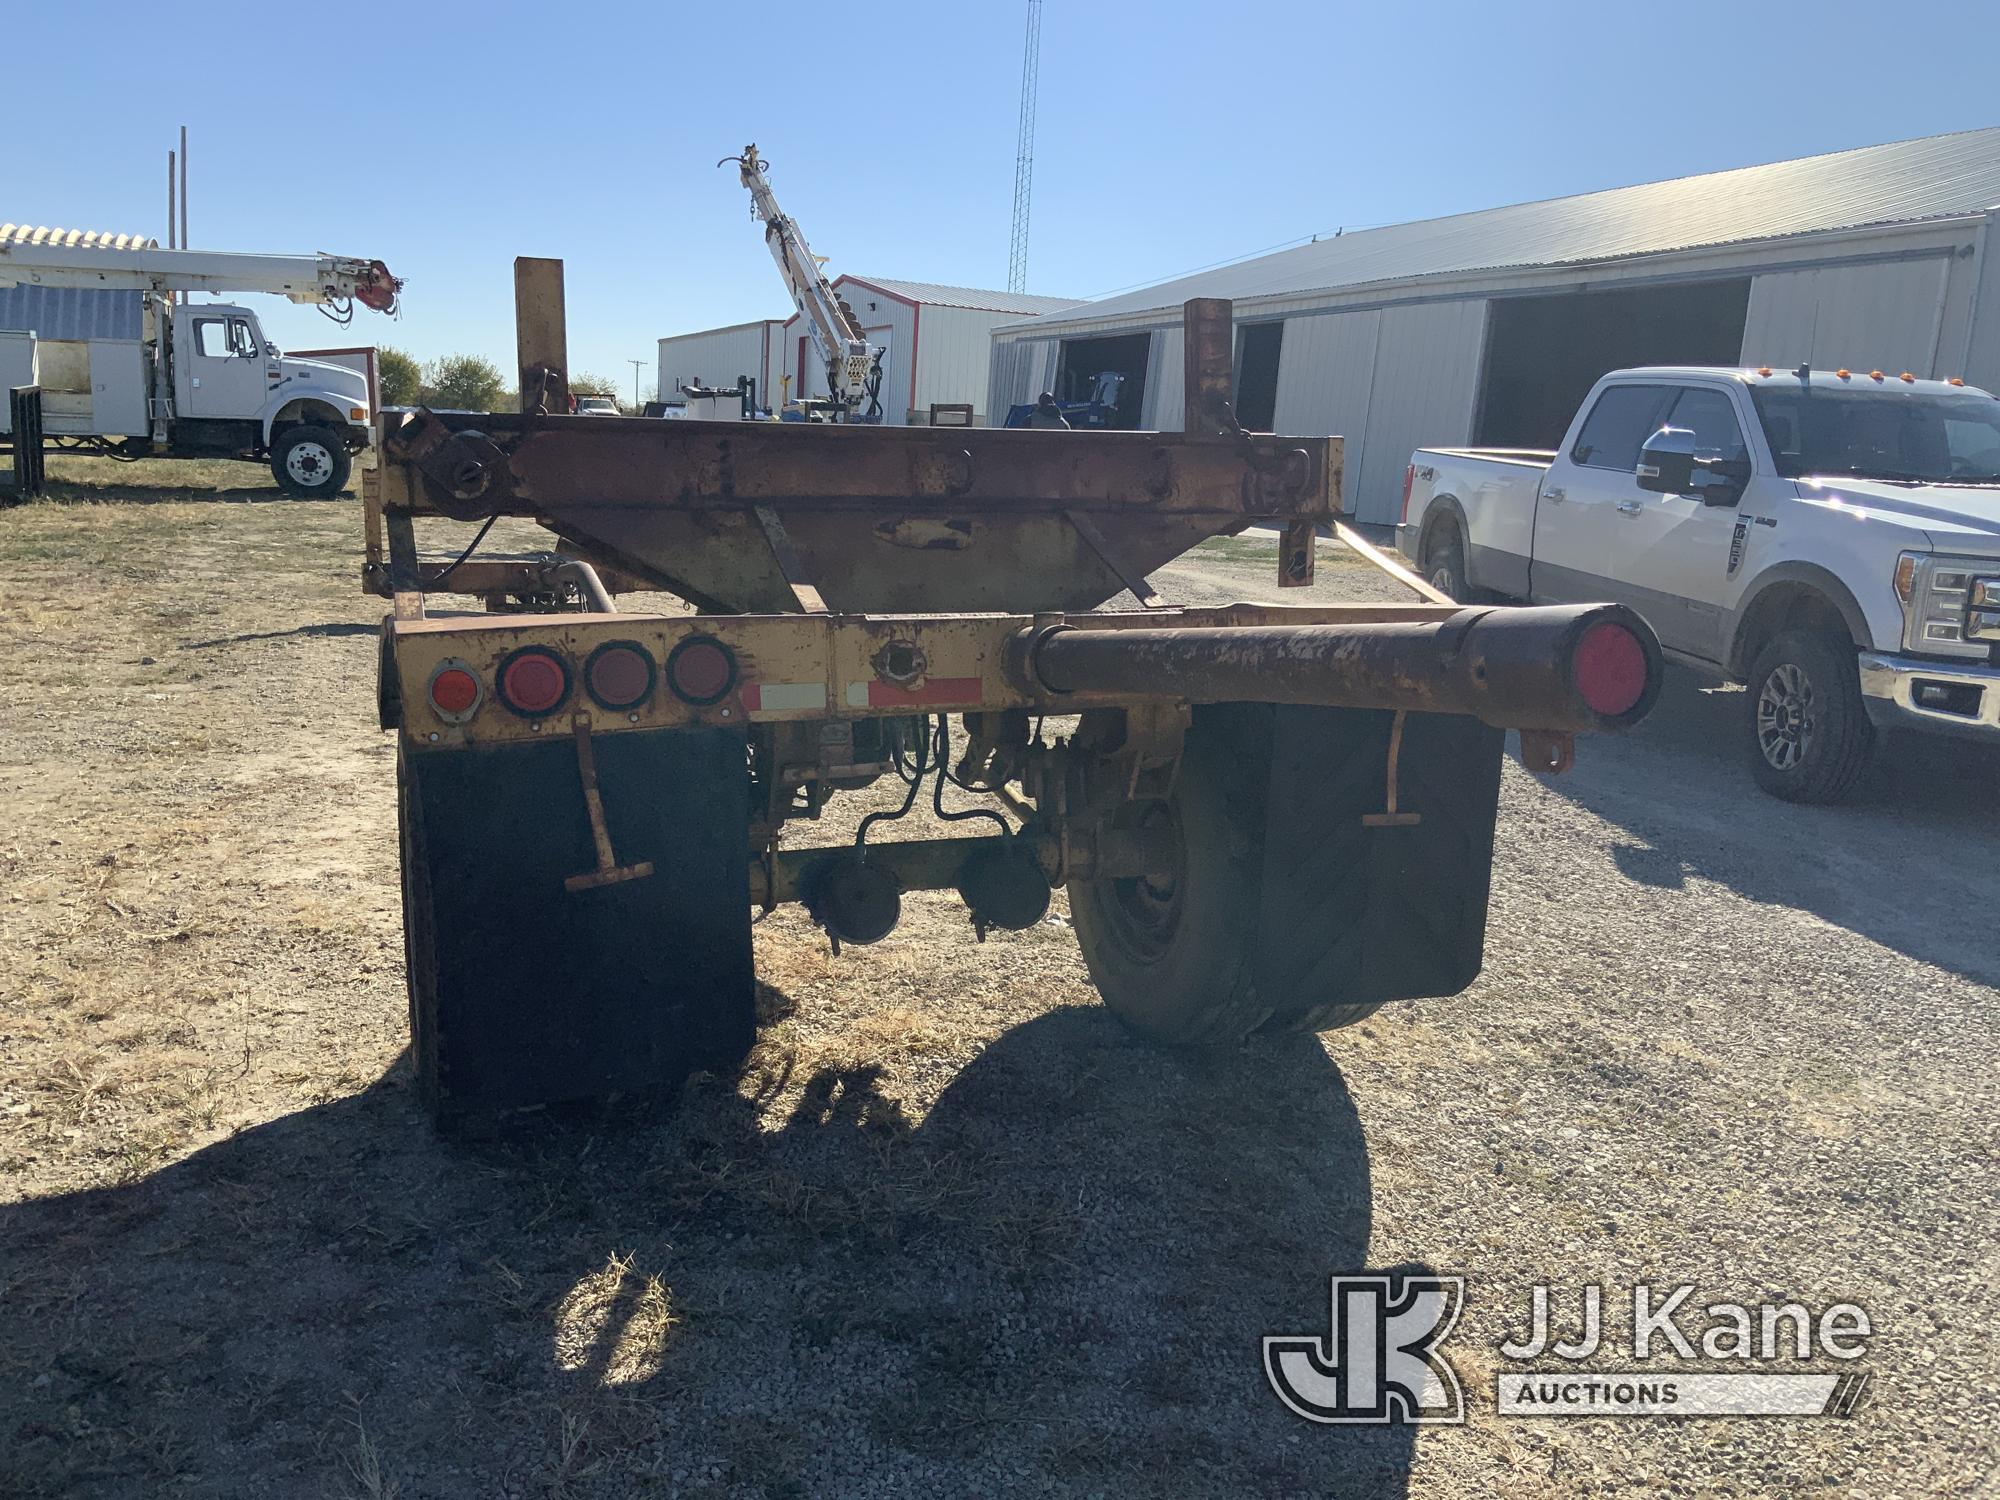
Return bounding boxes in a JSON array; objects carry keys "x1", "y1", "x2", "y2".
[
  {"x1": 1399, "y1": 463, "x2": 1416, "y2": 523},
  {"x1": 665, "y1": 636, "x2": 738, "y2": 706},
  {"x1": 585, "y1": 641, "x2": 656, "y2": 711},
  {"x1": 497, "y1": 646, "x2": 571, "y2": 717},
  {"x1": 1571, "y1": 620, "x2": 1648, "y2": 718},
  {"x1": 426, "y1": 660, "x2": 482, "y2": 723}
]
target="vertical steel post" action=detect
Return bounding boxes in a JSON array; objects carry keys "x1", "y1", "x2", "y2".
[
  {"x1": 1182, "y1": 297, "x2": 1237, "y2": 441},
  {"x1": 515, "y1": 257, "x2": 570, "y2": 416}
]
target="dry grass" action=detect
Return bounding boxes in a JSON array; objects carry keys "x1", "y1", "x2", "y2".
[{"x1": 31, "y1": 451, "x2": 355, "y2": 503}]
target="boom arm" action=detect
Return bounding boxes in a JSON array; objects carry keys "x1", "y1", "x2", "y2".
[
  {"x1": 722, "y1": 146, "x2": 882, "y2": 420},
  {"x1": 0, "y1": 233, "x2": 399, "y2": 312}
]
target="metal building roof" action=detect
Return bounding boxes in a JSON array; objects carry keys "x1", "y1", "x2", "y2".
[
  {"x1": 1015, "y1": 127, "x2": 2000, "y2": 333},
  {"x1": 843, "y1": 276, "x2": 1083, "y2": 315}
]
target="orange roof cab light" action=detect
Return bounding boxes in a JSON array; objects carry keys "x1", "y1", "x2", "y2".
[
  {"x1": 1900, "y1": 372, "x2": 1917, "y2": 383},
  {"x1": 1835, "y1": 369, "x2": 1851, "y2": 379},
  {"x1": 1950, "y1": 377, "x2": 1967, "y2": 386},
  {"x1": 1869, "y1": 370, "x2": 1885, "y2": 381}
]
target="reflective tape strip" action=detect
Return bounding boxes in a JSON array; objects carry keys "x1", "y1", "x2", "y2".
[{"x1": 741, "y1": 681, "x2": 826, "y2": 714}]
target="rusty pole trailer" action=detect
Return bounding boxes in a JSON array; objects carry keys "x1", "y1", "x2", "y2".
[{"x1": 367, "y1": 261, "x2": 1662, "y2": 1127}]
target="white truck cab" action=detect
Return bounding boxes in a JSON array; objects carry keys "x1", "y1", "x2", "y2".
[
  {"x1": 1400, "y1": 367, "x2": 2000, "y2": 801},
  {"x1": 170, "y1": 302, "x2": 373, "y2": 490}
]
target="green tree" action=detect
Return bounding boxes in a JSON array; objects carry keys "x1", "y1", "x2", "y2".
[
  {"x1": 569, "y1": 371, "x2": 620, "y2": 397},
  {"x1": 377, "y1": 346, "x2": 422, "y2": 407},
  {"x1": 423, "y1": 353, "x2": 506, "y2": 413}
]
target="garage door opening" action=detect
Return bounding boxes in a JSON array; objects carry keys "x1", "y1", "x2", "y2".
[
  {"x1": 1056, "y1": 332, "x2": 1150, "y2": 429},
  {"x1": 1235, "y1": 320, "x2": 1284, "y2": 431},
  {"x1": 1473, "y1": 278, "x2": 1751, "y2": 449}
]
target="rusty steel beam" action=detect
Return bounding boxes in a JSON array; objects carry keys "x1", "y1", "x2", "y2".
[
  {"x1": 1182, "y1": 296, "x2": 1239, "y2": 440},
  {"x1": 379, "y1": 409, "x2": 1336, "y2": 522},
  {"x1": 515, "y1": 257, "x2": 569, "y2": 416},
  {"x1": 1013, "y1": 603, "x2": 1664, "y2": 734}
]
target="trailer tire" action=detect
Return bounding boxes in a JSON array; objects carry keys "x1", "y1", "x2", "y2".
[
  {"x1": 271, "y1": 424, "x2": 351, "y2": 498},
  {"x1": 1068, "y1": 706, "x2": 1275, "y2": 1044},
  {"x1": 1070, "y1": 703, "x2": 1503, "y2": 1048},
  {"x1": 1746, "y1": 629, "x2": 1873, "y2": 804}
]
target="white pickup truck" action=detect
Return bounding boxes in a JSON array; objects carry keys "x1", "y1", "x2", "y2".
[{"x1": 1398, "y1": 366, "x2": 2000, "y2": 802}]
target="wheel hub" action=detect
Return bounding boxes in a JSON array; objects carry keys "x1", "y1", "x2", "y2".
[
  {"x1": 1755, "y1": 662, "x2": 1816, "y2": 771},
  {"x1": 1104, "y1": 802, "x2": 1185, "y2": 962},
  {"x1": 287, "y1": 442, "x2": 333, "y2": 486}
]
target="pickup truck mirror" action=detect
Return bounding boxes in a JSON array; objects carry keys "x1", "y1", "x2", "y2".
[
  {"x1": 1636, "y1": 427, "x2": 1696, "y2": 493},
  {"x1": 1637, "y1": 428, "x2": 1748, "y2": 505}
]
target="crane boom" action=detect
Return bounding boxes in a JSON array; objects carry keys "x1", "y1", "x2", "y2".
[
  {"x1": 721, "y1": 146, "x2": 882, "y2": 421},
  {"x1": 0, "y1": 228, "x2": 399, "y2": 312}
]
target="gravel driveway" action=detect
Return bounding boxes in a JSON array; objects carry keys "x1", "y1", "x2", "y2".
[{"x1": 1, "y1": 501, "x2": 1993, "y2": 1497}]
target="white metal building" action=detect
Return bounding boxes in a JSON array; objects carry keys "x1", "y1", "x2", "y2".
[
  {"x1": 990, "y1": 127, "x2": 2000, "y2": 523},
  {"x1": 656, "y1": 318, "x2": 786, "y2": 406},
  {"x1": 664, "y1": 278, "x2": 1078, "y2": 424}
]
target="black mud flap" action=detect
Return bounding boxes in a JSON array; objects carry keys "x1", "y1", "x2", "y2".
[
  {"x1": 1252, "y1": 707, "x2": 1505, "y2": 1012},
  {"x1": 400, "y1": 725, "x2": 754, "y2": 1119}
]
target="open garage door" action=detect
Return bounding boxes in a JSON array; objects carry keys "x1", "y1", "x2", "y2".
[
  {"x1": 1474, "y1": 278, "x2": 1751, "y2": 449},
  {"x1": 1056, "y1": 332, "x2": 1150, "y2": 429}
]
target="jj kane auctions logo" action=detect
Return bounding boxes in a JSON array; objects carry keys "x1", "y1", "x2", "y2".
[{"x1": 1266, "y1": 1278, "x2": 1874, "y2": 1423}]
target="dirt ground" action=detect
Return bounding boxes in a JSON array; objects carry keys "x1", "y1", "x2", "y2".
[{"x1": 2, "y1": 457, "x2": 1996, "y2": 1497}]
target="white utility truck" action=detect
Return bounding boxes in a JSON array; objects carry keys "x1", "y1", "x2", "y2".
[
  {"x1": 1399, "y1": 366, "x2": 2000, "y2": 802},
  {"x1": 0, "y1": 226, "x2": 400, "y2": 496}
]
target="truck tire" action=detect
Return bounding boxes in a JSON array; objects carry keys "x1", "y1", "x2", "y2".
[
  {"x1": 1068, "y1": 707, "x2": 1275, "y2": 1044},
  {"x1": 271, "y1": 424, "x2": 351, "y2": 498},
  {"x1": 1068, "y1": 704, "x2": 1504, "y2": 1045},
  {"x1": 1422, "y1": 524, "x2": 1469, "y2": 602},
  {"x1": 1746, "y1": 629, "x2": 1874, "y2": 804}
]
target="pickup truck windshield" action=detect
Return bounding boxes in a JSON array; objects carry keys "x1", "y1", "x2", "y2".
[{"x1": 1750, "y1": 386, "x2": 2000, "y2": 484}]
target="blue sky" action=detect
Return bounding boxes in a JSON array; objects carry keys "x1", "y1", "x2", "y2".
[{"x1": 11, "y1": 1, "x2": 1997, "y2": 392}]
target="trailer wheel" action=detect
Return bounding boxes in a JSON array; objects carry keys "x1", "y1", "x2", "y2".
[
  {"x1": 271, "y1": 424, "x2": 351, "y2": 498},
  {"x1": 1067, "y1": 708, "x2": 1274, "y2": 1044},
  {"x1": 1746, "y1": 629, "x2": 1873, "y2": 804},
  {"x1": 1069, "y1": 704, "x2": 1503, "y2": 1047}
]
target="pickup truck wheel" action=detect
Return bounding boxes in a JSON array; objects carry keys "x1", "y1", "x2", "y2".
[
  {"x1": 1746, "y1": 629, "x2": 1874, "y2": 804},
  {"x1": 1068, "y1": 707, "x2": 1275, "y2": 1044},
  {"x1": 271, "y1": 424, "x2": 351, "y2": 499},
  {"x1": 1422, "y1": 527, "x2": 1468, "y2": 602}
]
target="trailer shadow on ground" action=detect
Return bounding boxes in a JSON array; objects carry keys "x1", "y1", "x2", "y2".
[
  {"x1": 1540, "y1": 664, "x2": 2000, "y2": 986},
  {"x1": 0, "y1": 1003, "x2": 1408, "y2": 1498}
]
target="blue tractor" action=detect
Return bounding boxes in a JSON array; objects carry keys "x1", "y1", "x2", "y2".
[{"x1": 1004, "y1": 370, "x2": 1127, "y2": 429}]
